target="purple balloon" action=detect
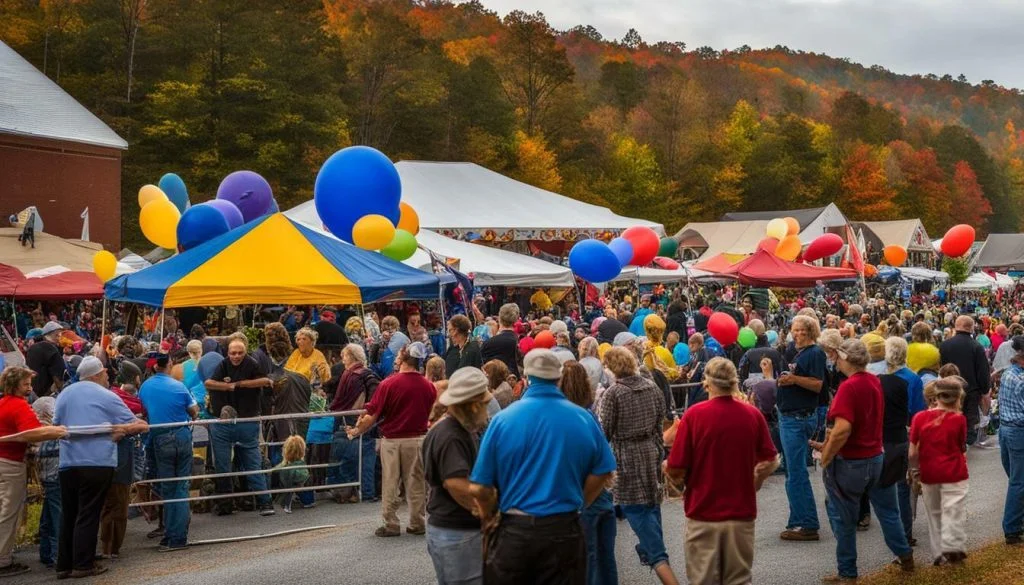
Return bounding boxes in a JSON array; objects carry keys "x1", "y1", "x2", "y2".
[
  {"x1": 205, "y1": 199, "x2": 245, "y2": 230},
  {"x1": 216, "y1": 171, "x2": 273, "y2": 223}
]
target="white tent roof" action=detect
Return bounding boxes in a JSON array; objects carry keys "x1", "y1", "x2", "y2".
[
  {"x1": 612, "y1": 266, "x2": 720, "y2": 284},
  {"x1": 675, "y1": 220, "x2": 770, "y2": 260},
  {"x1": 405, "y1": 230, "x2": 575, "y2": 287},
  {"x1": 954, "y1": 272, "x2": 1016, "y2": 291},
  {"x1": 899, "y1": 267, "x2": 948, "y2": 283},
  {"x1": 0, "y1": 41, "x2": 127, "y2": 149},
  {"x1": 283, "y1": 206, "x2": 575, "y2": 288},
  {"x1": 855, "y1": 220, "x2": 932, "y2": 252},
  {"x1": 287, "y1": 161, "x2": 663, "y2": 240}
]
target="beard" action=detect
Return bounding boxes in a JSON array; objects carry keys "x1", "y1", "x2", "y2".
[{"x1": 449, "y1": 402, "x2": 489, "y2": 432}]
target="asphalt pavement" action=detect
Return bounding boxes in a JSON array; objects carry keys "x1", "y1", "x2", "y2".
[{"x1": 7, "y1": 442, "x2": 1011, "y2": 585}]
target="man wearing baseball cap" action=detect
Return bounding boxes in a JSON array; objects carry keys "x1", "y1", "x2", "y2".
[
  {"x1": 54, "y1": 357, "x2": 148, "y2": 578},
  {"x1": 470, "y1": 349, "x2": 616, "y2": 584},
  {"x1": 26, "y1": 321, "x2": 66, "y2": 397},
  {"x1": 347, "y1": 341, "x2": 436, "y2": 537},
  {"x1": 422, "y1": 367, "x2": 493, "y2": 584}
]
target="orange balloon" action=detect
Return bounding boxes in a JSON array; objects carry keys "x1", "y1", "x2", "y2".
[
  {"x1": 883, "y1": 245, "x2": 908, "y2": 267},
  {"x1": 865, "y1": 264, "x2": 878, "y2": 278},
  {"x1": 775, "y1": 235, "x2": 802, "y2": 261},
  {"x1": 783, "y1": 217, "x2": 800, "y2": 236},
  {"x1": 397, "y1": 202, "x2": 420, "y2": 235}
]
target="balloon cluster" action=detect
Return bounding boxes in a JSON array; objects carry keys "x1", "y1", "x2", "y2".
[
  {"x1": 313, "y1": 146, "x2": 419, "y2": 261},
  {"x1": 762, "y1": 216, "x2": 802, "y2": 261},
  {"x1": 941, "y1": 224, "x2": 975, "y2": 258},
  {"x1": 568, "y1": 226, "x2": 662, "y2": 283}
]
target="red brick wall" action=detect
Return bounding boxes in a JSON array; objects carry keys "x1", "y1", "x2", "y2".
[{"x1": 0, "y1": 133, "x2": 122, "y2": 250}]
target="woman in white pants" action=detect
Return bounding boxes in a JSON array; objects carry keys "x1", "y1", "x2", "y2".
[{"x1": 909, "y1": 378, "x2": 970, "y2": 566}]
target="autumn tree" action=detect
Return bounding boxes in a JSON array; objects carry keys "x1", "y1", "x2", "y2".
[
  {"x1": 599, "y1": 60, "x2": 646, "y2": 118},
  {"x1": 593, "y1": 134, "x2": 666, "y2": 215},
  {"x1": 885, "y1": 141, "x2": 951, "y2": 233},
  {"x1": 511, "y1": 130, "x2": 562, "y2": 192},
  {"x1": 839, "y1": 143, "x2": 898, "y2": 220},
  {"x1": 949, "y1": 161, "x2": 993, "y2": 233}
]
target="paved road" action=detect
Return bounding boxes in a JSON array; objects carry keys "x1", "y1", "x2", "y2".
[{"x1": 9, "y1": 444, "x2": 1010, "y2": 585}]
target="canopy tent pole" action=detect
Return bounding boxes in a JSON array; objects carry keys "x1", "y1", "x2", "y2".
[
  {"x1": 158, "y1": 308, "x2": 165, "y2": 341},
  {"x1": 100, "y1": 298, "x2": 108, "y2": 347},
  {"x1": 438, "y1": 281, "x2": 448, "y2": 345}
]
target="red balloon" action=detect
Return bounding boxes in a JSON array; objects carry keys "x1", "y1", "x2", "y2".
[
  {"x1": 708, "y1": 312, "x2": 739, "y2": 346},
  {"x1": 803, "y1": 233, "x2": 844, "y2": 262},
  {"x1": 941, "y1": 224, "x2": 975, "y2": 258},
  {"x1": 653, "y1": 256, "x2": 680, "y2": 270},
  {"x1": 622, "y1": 226, "x2": 660, "y2": 266},
  {"x1": 757, "y1": 237, "x2": 779, "y2": 253}
]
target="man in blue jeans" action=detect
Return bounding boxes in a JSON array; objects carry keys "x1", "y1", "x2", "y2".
[
  {"x1": 997, "y1": 337, "x2": 1024, "y2": 545},
  {"x1": 204, "y1": 339, "x2": 276, "y2": 516},
  {"x1": 138, "y1": 352, "x2": 199, "y2": 551},
  {"x1": 776, "y1": 315, "x2": 827, "y2": 542}
]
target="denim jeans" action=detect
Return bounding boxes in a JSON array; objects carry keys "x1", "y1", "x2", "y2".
[
  {"x1": 897, "y1": 479, "x2": 913, "y2": 540},
  {"x1": 38, "y1": 480, "x2": 61, "y2": 565},
  {"x1": 328, "y1": 417, "x2": 377, "y2": 500},
  {"x1": 210, "y1": 422, "x2": 271, "y2": 507},
  {"x1": 620, "y1": 504, "x2": 669, "y2": 568},
  {"x1": 426, "y1": 524, "x2": 483, "y2": 585},
  {"x1": 1000, "y1": 425, "x2": 1024, "y2": 537},
  {"x1": 824, "y1": 454, "x2": 912, "y2": 578},
  {"x1": 779, "y1": 411, "x2": 820, "y2": 530},
  {"x1": 581, "y1": 496, "x2": 618, "y2": 585},
  {"x1": 153, "y1": 427, "x2": 193, "y2": 547}
]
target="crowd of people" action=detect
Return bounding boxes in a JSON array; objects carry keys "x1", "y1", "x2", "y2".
[{"x1": 0, "y1": 280, "x2": 1021, "y2": 583}]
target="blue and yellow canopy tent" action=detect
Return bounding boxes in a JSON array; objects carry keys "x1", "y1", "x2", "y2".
[{"x1": 104, "y1": 213, "x2": 452, "y2": 307}]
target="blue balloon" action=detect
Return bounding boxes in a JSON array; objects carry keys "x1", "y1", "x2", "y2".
[
  {"x1": 159, "y1": 173, "x2": 189, "y2": 213},
  {"x1": 268, "y1": 198, "x2": 279, "y2": 214},
  {"x1": 705, "y1": 337, "x2": 724, "y2": 357},
  {"x1": 673, "y1": 342, "x2": 690, "y2": 365},
  {"x1": 569, "y1": 239, "x2": 621, "y2": 283},
  {"x1": 314, "y1": 146, "x2": 401, "y2": 243},
  {"x1": 608, "y1": 237, "x2": 634, "y2": 268},
  {"x1": 766, "y1": 330, "x2": 779, "y2": 345},
  {"x1": 176, "y1": 203, "x2": 230, "y2": 251}
]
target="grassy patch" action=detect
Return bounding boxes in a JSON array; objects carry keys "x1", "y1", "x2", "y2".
[
  {"x1": 860, "y1": 541, "x2": 1024, "y2": 585},
  {"x1": 17, "y1": 501, "x2": 41, "y2": 547}
]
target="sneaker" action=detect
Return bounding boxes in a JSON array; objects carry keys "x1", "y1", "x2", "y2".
[
  {"x1": 406, "y1": 526, "x2": 425, "y2": 536},
  {"x1": 146, "y1": 527, "x2": 165, "y2": 539},
  {"x1": 283, "y1": 505, "x2": 292, "y2": 514},
  {"x1": 70, "y1": 565, "x2": 108, "y2": 578},
  {"x1": 780, "y1": 527, "x2": 820, "y2": 541},
  {"x1": 301, "y1": 501, "x2": 317, "y2": 509},
  {"x1": 374, "y1": 526, "x2": 400, "y2": 537},
  {"x1": 0, "y1": 563, "x2": 30, "y2": 577},
  {"x1": 157, "y1": 544, "x2": 188, "y2": 553},
  {"x1": 1007, "y1": 533, "x2": 1024, "y2": 546},
  {"x1": 821, "y1": 575, "x2": 857, "y2": 583},
  {"x1": 258, "y1": 505, "x2": 276, "y2": 517},
  {"x1": 856, "y1": 517, "x2": 870, "y2": 532}
]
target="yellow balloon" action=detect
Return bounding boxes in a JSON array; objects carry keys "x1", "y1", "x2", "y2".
[
  {"x1": 138, "y1": 184, "x2": 168, "y2": 208},
  {"x1": 140, "y1": 198, "x2": 181, "y2": 249},
  {"x1": 397, "y1": 202, "x2": 420, "y2": 235},
  {"x1": 352, "y1": 214, "x2": 396, "y2": 250},
  {"x1": 92, "y1": 250, "x2": 118, "y2": 282},
  {"x1": 766, "y1": 218, "x2": 788, "y2": 241}
]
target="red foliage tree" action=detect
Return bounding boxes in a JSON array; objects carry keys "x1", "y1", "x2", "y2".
[
  {"x1": 840, "y1": 143, "x2": 898, "y2": 220},
  {"x1": 950, "y1": 160, "x2": 993, "y2": 233}
]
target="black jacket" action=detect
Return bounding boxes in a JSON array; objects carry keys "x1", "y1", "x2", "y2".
[
  {"x1": 738, "y1": 338, "x2": 786, "y2": 382},
  {"x1": 939, "y1": 331, "x2": 990, "y2": 394}
]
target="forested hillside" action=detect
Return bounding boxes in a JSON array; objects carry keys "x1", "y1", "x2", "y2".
[{"x1": 4, "y1": 0, "x2": 1024, "y2": 247}]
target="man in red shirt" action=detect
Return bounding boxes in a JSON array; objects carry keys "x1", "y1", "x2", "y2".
[
  {"x1": 347, "y1": 342, "x2": 436, "y2": 537},
  {"x1": 0, "y1": 367, "x2": 67, "y2": 577},
  {"x1": 664, "y1": 357, "x2": 779, "y2": 585},
  {"x1": 811, "y1": 339, "x2": 914, "y2": 583}
]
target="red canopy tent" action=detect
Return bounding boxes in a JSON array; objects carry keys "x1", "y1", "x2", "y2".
[
  {"x1": 693, "y1": 253, "x2": 741, "y2": 273},
  {"x1": 714, "y1": 250, "x2": 858, "y2": 287},
  {"x1": 0, "y1": 264, "x2": 103, "y2": 300}
]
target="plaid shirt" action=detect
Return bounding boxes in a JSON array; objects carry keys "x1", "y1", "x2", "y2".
[
  {"x1": 599, "y1": 375, "x2": 666, "y2": 505},
  {"x1": 1000, "y1": 364, "x2": 1024, "y2": 427}
]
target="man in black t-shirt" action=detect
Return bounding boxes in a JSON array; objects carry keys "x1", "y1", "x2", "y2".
[
  {"x1": 26, "y1": 322, "x2": 66, "y2": 397},
  {"x1": 422, "y1": 367, "x2": 493, "y2": 584},
  {"x1": 481, "y1": 304, "x2": 521, "y2": 378},
  {"x1": 204, "y1": 339, "x2": 275, "y2": 516}
]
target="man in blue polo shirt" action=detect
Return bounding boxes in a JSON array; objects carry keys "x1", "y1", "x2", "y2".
[
  {"x1": 470, "y1": 349, "x2": 616, "y2": 584},
  {"x1": 139, "y1": 352, "x2": 199, "y2": 552}
]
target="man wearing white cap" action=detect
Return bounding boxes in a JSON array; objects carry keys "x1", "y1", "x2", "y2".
[
  {"x1": 26, "y1": 321, "x2": 66, "y2": 397},
  {"x1": 53, "y1": 357, "x2": 148, "y2": 578},
  {"x1": 470, "y1": 349, "x2": 616, "y2": 584},
  {"x1": 422, "y1": 367, "x2": 493, "y2": 585}
]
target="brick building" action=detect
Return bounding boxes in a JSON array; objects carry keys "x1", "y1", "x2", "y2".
[{"x1": 0, "y1": 41, "x2": 127, "y2": 251}]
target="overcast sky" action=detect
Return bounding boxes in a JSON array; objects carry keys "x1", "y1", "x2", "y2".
[{"x1": 482, "y1": 0, "x2": 1024, "y2": 89}]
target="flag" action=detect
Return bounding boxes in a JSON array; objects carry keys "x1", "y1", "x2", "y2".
[
  {"x1": 80, "y1": 207, "x2": 90, "y2": 241},
  {"x1": 845, "y1": 225, "x2": 864, "y2": 273}
]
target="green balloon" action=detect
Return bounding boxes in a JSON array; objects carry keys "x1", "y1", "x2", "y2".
[
  {"x1": 658, "y1": 237, "x2": 678, "y2": 258},
  {"x1": 381, "y1": 229, "x2": 418, "y2": 261},
  {"x1": 738, "y1": 327, "x2": 757, "y2": 349}
]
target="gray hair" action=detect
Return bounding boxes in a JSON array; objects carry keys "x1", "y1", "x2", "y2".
[
  {"x1": 186, "y1": 340, "x2": 202, "y2": 361},
  {"x1": 296, "y1": 327, "x2": 319, "y2": 345},
  {"x1": 342, "y1": 343, "x2": 367, "y2": 366},
  {"x1": 885, "y1": 336, "x2": 908, "y2": 371},
  {"x1": 838, "y1": 339, "x2": 869, "y2": 368},
  {"x1": 498, "y1": 303, "x2": 520, "y2": 327},
  {"x1": 577, "y1": 336, "x2": 599, "y2": 359}
]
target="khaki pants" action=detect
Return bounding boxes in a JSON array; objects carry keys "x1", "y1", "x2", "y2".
[
  {"x1": 921, "y1": 480, "x2": 968, "y2": 560},
  {"x1": 0, "y1": 458, "x2": 27, "y2": 567},
  {"x1": 380, "y1": 437, "x2": 426, "y2": 532},
  {"x1": 684, "y1": 518, "x2": 755, "y2": 585},
  {"x1": 99, "y1": 483, "x2": 131, "y2": 555}
]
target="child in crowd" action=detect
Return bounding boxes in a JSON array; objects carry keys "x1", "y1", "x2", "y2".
[
  {"x1": 31, "y1": 396, "x2": 60, "y2": 568},
  {"x1": 909, "y1": 377, "x2": 969, "y2": 566},
  {"x1": 274, "y1": 435, "x2": 310, "y2": 514}
]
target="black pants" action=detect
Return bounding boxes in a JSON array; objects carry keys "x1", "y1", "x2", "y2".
[
  {"x1": 58, "y1": 467, "x2": 114, "y2": 572},
  {"x1": 964, "y1": 390, "x2": 982, "y2": 445},
  {"x1": 484, "y1": 512, "x2": 585, "y2": 585}
]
